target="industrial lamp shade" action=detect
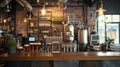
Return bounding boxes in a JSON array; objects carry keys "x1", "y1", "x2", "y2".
[
  {"x1": 96, "y1": 7, "x2": 106, "y2": 15},
  {"x1": 96, "y1": 0, "x2": 106, "y2": 16}
]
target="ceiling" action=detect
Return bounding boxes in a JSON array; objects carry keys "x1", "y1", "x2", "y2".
[
  {"x1": 14, "y1": 0, "x2": 92, "y2": 12},
  {"x1": 26, "y1": 0, "x2": 91, "y2": 7},
  {"x1": 0, "y1": 0, "x2": 97, "y2": 13},
  {"x1": 0, "y1": 0, "x2": 98, "y2": 8}
]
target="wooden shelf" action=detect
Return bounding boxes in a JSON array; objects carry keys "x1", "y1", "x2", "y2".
[
  {"x1": 29, "y1": 26, "x2": 38, "y2": 28},
  {"x1": 27, "y1": 10, "x2": 53, "y2": 41}
]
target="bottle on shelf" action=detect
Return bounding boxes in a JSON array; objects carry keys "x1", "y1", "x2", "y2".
[
  {"x1": 17, "y1": 39, "x2": 20, "y2": 47},
  {"x1": 41, "y1": 40, "x2": 47, "y2": 55}
]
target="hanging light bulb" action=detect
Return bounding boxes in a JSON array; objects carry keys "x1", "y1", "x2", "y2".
[
  {"x1": 96, "y1": 0, "x2": 106, "y2": 16},
  {"x1": 24, "y1": 18, "x2": 28, "y2": 23},
  {"x1": 3, "y1": 19, "x2": 7, "y2": 23},
  {"x1": 37, "y1": 0, "x2": 40, "y2": 3},
  {"x1": 41, "y1": 4, "x2": 46, "y2": 16}
]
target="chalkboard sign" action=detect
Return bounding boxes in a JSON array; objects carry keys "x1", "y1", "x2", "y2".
[{"x1": 52, "y1": 41, "x2": 60, "y2": 53}]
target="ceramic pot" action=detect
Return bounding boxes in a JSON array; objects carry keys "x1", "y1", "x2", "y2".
[{"x1": 8, "y1": 46, "x2": 16, "y2": 55}]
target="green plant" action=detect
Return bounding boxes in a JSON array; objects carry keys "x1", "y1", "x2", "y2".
[
  {"x1": 6, "y1": 38, "x2": 17, "y2": 47},
  {"x1": 107, "y1": 37, "x2": 114, "y2": 44}
]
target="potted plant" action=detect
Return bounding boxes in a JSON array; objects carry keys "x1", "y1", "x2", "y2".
[
  {"x1": 6, "y1": 38, "x2": 17, "y2": 55},
  {"x1": 101, "y1": 37, "x2": 114, "y2": 51}
]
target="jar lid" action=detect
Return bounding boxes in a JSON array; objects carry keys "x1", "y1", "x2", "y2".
[
  {"x1": 24, "y1": 44, "x2": 29, "y2": 47},
  {"x1": 17, "y1": 46, "x2": 23, "y2": 49}
]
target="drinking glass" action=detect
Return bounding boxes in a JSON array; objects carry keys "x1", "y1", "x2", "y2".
[
  {"x1": 24, "y1": 44, "x2": 30, "y2": 55},
  {"x1": 17, "y1": 46, "x2": 23, "y2": 55},
  {"x1": 30, "y1": 43, "x2": 34, "y2": 54}
]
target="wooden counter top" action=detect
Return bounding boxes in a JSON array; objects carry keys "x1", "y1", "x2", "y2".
[{"x1": 0, "y1": 52, "x2": 120, "y2": 61}]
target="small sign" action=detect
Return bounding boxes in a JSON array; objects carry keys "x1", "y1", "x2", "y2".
[{"x1": 52, "y1": 41, "x2": 60, "y2": 53}]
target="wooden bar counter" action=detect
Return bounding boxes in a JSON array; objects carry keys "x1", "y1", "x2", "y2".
[{"x1": 0, "y1": 52, "x2": 120, "y2": 61}]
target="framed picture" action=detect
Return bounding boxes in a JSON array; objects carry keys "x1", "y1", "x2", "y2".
[{"x1": 52, "y1": 41, "x2": 60, "y2": 53}]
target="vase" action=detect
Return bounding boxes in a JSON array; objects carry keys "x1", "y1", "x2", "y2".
[{"x1": 8, "y1": 46, "x2": 16, "y2": 55}]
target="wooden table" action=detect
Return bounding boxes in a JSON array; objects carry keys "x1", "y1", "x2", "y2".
[{"x1": 0, "y1": 52, "x2": 120, "y2": 61}]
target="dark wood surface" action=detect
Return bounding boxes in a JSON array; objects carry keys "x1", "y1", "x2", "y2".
[{"x1": 0, "y1": 52, "x2": 120, "y2": 61}]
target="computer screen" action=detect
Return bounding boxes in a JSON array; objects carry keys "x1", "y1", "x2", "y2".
[
  {"x1": 0, "y1": 30, "x2": 3, "y2": 33},
  {"x1": 91, "y1": 34, "x2": 99, "y2": 41},
  {"x1": 28, "y1": 37, "x2": 36, "y2": 42},
  {"x1": 91, "y1": 40, "x2": 98, "y2": 45}
]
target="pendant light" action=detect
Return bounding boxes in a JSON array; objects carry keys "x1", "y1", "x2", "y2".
[
  {"x1": 5, "y1": 5, "x2": 11, "y2": 12},
  {"x1": 41, "y1": 4, "x2": 46, "y2": 16},
  {"x1": 96, "y1": 0, "x2": 106, "y2": 16},
  {"x1": 36, "y1": 0, "x2": 40, "y2": 3}
]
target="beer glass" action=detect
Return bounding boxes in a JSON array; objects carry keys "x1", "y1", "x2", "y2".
[
  {"x1": 17, "y1": 46, "x2": 23, "y2": 55},
  {"x1": 24, "y1": 44, "x2": 30, "y2": 55}
]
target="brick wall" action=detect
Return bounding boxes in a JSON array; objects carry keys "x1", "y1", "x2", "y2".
[
  {"x1": 16, "y1": 9, "x2": 27, "y2": 37},
  {"x1": 87, "y1": 4, "x2": 96, "y2": 25},
  {"x1": 16, "y1": 6, "x2": 95, "y2": 37}
]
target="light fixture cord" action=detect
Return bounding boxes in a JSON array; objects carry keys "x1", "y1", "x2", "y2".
[{"x1": 100, "y1": 0, "x2": 103, "y2": 8}]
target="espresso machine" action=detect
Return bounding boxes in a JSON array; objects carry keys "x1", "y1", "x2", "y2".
[
  {"x1": 65, "y1": 23, "x2": 74, "y2": 42},
  {"x1": 78, "y1": 29, "x2": 88, "y2": 51}
]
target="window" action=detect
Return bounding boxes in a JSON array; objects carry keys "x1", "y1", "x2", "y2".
[
  {"x1": 105, "y1": 15, "x2": 112, "y2": 22},
  {"x1": 97, "y1": 15, "x2": 120, "y2": 44},
  {"x1": 98, "y1": 15, "x2": 105, "y2": 23},
  {"x1": 112, "y1": 15, "x2": 120, "y2": 22},
  {"x1": 98, "y1": 15, "x2": 120, "y2": 23}
]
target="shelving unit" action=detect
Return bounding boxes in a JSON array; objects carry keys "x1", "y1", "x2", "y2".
[
  {"x1": 27, "y1": 11, "x2": 53, "y2": 41},
  {"x1": 0, "y1": 23, "x2": 4, "y2": 31}
]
